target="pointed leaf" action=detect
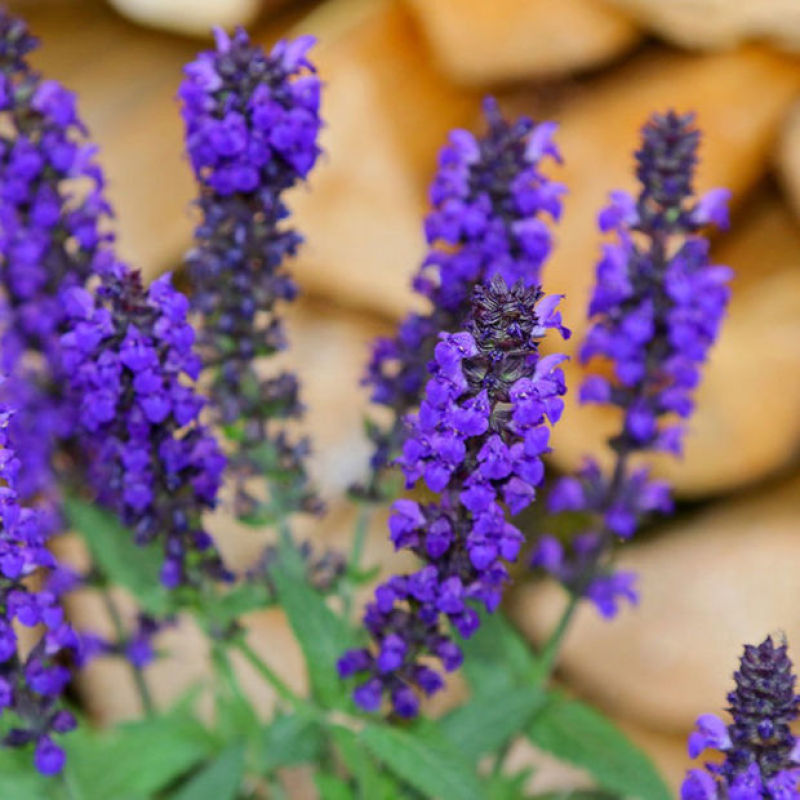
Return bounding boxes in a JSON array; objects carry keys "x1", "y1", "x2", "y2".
[
  {"x1": 361, "y1": 722, "x2": 484, "y2": 800},
  {"x1": 527, "y1": 693, "x2": 670, "y2": 800},
  {"x1": 171, "y1": 744, "x2": 245, "y2": 800},
  {"x1": 439, "y1": 685, "x2": 546, "y2": 761},
  {"x1": 64, "y1": 496, "x2": 170, "y2": 615},
  {"x1": 270, "y1": 536, "x2": 354, "y2": 707}
]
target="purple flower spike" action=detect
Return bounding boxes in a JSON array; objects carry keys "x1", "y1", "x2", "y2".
[
  {"x1": 181, "y1": 28, "x2": 323, "y2": 520},
  {"x1": 62, "y1": 265, "x2": 230, "y2": 588},
  {"x1": 361, "y1": 97, "x2": 565, "y2": 494},
  {"x1": 0, "y1": 10, "x2": 114, "y2": 505},
  {"x1": 0, "y1": 402, "x2": 78, "y2": 774},
  {"x1": 340, "y1": 278, "x2": 568, "y2": 716},
  {"x1": 681, "y1": 636, "x2": 800, "y2": 797},
  {"x1": 581, "y1": 110, "x2": 732, "y2": 455},
  {"x1": 533, "y1": 111, "x2": 731, "y2": 618}
]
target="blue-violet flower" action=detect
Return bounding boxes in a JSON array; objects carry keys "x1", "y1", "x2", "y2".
[
  {"x1": 180, "y1": 27, "x2": 323, "y2": 519},
  {"x1": 361, "y1": 97, "x2": 564, "y2": 494},
  {"x1": 339, "y1": 277, "x2": 568, "y2": 716},
  {"x1": 61, "y1": 261, "x2": 229, "y2": 588},
  {"x1": 683, "y1": 636, "x2": 800, "y2": 798},
  {"x1": 531, "y1": 110, "x2": 732, "y2": 617}
]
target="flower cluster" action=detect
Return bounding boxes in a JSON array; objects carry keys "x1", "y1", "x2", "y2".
[
  {"x1": 532, "y1": 110, "x2": 732, "y2": 616},
  {"x1": 61, "y1": 261, "x2": 229, "y2": 588},
  {"x1": 0, "y1": 10, "x2": 113, "y2": 503},
  {"x1": 0, "y1": 403, "x2": 78, "y2": 775},
  {"x1": 340, "y1": 278, "x2": 568, "y2": 716},
  {"x1": 683, "y1": 636, "x2": 800, "y2": 798},
  {"x1": 180, "y1": 28, "x2": 323, "y2": 519},
  {"x1": 362, "y1": 97, "x2": 564, "y2": 492}
]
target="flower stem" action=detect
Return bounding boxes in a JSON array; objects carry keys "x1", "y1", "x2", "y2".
[
  {"x1": 536, "y1": 591, "x2": 580, "y2": 682},
  {"x1": 230, "y1": 636, "x2": 303, "y2": 711},
  {"x1": 342, "y1": 504, "x2": 372, "y2": 621},
  {"x1": 100, "y1": 590, "x2": 155, "y2": 717}
]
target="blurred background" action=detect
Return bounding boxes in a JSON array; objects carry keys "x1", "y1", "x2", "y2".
[{"x1": 9, "y1": 0, "x2": 800, "y2": 793}]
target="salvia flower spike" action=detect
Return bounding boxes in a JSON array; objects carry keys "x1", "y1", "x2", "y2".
[
  {"x1": 180, "y1": 27, "x2": 323, "y2": 519},
  {"x1": 339, "y1": 277, "x2": 568, "y2": 716},
  {"x1": 0, "y1": 9, "x2": 113, "y2": 505},
  {"x1": 531, "y1": 110, "x2": 732, "y2": 618},
  {"x1": 361, "y1": 97, "x2": 565, "y2": 494},
  {"x1": 0, "y1": 401, "x2": 79, "y2": 775},
  {"x1": 683, "y1": 635, "x2": 800, "y2": 798},
  {"x1": 61, "y1": 261, "x2": 229, "y2": 589}
]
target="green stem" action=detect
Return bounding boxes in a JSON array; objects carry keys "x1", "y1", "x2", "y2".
[
  {"x1": 342, "y1": 504, "x2": 372, "y2": 620},
  {"x1": 100, "y1": 590, "x2": 155, "y2": 717},
  {"x1": 536, "y1": 592, "x2": 580, "y2": 682},
  {"x1": 231, "y1": 636, "x2": 303, "y2": 711}
]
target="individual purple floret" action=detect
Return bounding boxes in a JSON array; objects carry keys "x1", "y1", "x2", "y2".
[
  {"x1": 361, "y1": 97, "x2": 564, "y2": 494},
  {"x1": 531, "y1": 110, "x2": 732, "y2": 617},
  {"x1": 180, "y1": 28, "x2": 323, "y2": 520},
  {"x1": 61, "y1": 260, "x2": 229, "y2": 588},
  {"x1": 0, "y1": 10, "x2": 113, "y2": 504},
  {"x1": 339, "y1": 278, "x2": 568, "y2": 716},
  {"x1": 682, "y1": 636, "x2": 800, "y2": 799},
  {"x1": 0, "y1": 402, "x2": 79, "y2": 775}
]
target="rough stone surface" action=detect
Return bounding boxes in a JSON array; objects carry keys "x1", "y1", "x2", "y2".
[
  {"x1": 605, "y1": 0, "x2": 800, "y2": 52},
  {"x1": 509, "y1": 473, "x2": 800, "y2": 734},
  {"x1": 778, "y1": 101, "x2": 800, "y2": 221},
  {"x1": 405, "y1": 0, "x2": 640, "y2": 84}
]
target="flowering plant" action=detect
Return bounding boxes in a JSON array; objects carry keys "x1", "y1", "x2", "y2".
[{"x1": 0, "y1": 9, "x2": 786, "y2": 800}]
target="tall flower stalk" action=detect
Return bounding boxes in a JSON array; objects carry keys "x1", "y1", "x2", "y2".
[
  {"x1": 61, "y1": 261, "x2": 229, "y2": 589},
  {"x1": 683, "y1": 636, "x2": 800, "y2": 798},
  {"x1": 180, "y1": 28, "x2": 323, "y2": 522},
  {"x1": 361, "y1": 97, "x2": 565, "y2": 495},
  {"x1": 0, "y1": 11, "x2": 112, "y2": 508},
  {"x1": 531, "y1": 110, "x2": 732, "y2": 620},
  {"x1": 339, "y1": 277, "x2": 568, "y2": 716},
  {"x1": 0, "y1": 402, "x2": 78, "y2": 775}
]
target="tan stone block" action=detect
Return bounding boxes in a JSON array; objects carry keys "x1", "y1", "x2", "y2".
[
  {"x1": 509, "y1": 473, "x2": 800, "y2": 734},
  {"x1": 606, "y1": 0, "x2": 800, "y2": 52},
  {"x1": 405, "y1": 0, "x2": 640, "y2": 84}
]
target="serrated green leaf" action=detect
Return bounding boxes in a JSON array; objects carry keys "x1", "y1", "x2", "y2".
[
  {"x1": 461, "y1": 611, "x2": 538, "y2": 696},
  {"x1": 361, "y1": 723, "x2": 484, "y2": 800},
  {"x1": 330, "y1": 726, "x2": 398, "y2": 800},
  {"x1": 64, "y1": 709, "x2": 212, "y2": 798},
  {"x1": 261, "y1": 714, "x2": 324, "y2": 772},
  {"x1": 527, "y1": 693, "x2": 670, "y2": 800},
  {"x1": 271, "y1": 536, "x2": 355, "y2": 707},
  {"x1": 439, "y1": 685, "x2": 546, "y2": 761},
  {"x1": 64, "y1": 496, "x2": 170, "y2": 616},
  {"x1": 315, "y1": 773, "x2": 356, "y2": 800},
  {"x1": 171, "y1": 744, "x2": 245, "y2": 800}
]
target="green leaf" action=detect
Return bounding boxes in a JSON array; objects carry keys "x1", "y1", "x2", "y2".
[
  {"x1": 204, "y1": 582, "x2": 274, "y2": 630},
  {"x1": 171, "y1": 744, "x2": 245, "y2": 800},
  {"x1": 315, "y1": 773, "x2": 356, "y2": 800},
  {"x1": 361, "y1": 723, "x2": 484, "y2": 800},
  {"x1": 329, "y1": 726, "x2": 398, "y2": 800},
  {"x1": 486, "y1": 769, "x2": 533, "y2": 800},
  {"x1": 527, "y1": 693, "x2": 670, "y2": 800},
  {"x1": 461, "y1": 611, "x2": 538, "y2": 697},
  {"x1": 530, "y1": 793, "x2": 619, "y2": 799},
  {"x1": 64, "y1": 709, "x2": 212, "y2": 799},
  {"x1": 64, "y1": 496, "x2": 170, "y2": 616},
  {"x1": 270, "y1": 535, "x2": 355, "y2": 707},
  {"x1": 439, "y1": 685, "x2": 546, "y2": 761},
  {"x1": 261, "y1": 714, "x2": 324, "y2": 772},
  {"x1": 0, "y1": 746, "x2": 52, "y2": 800}
]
